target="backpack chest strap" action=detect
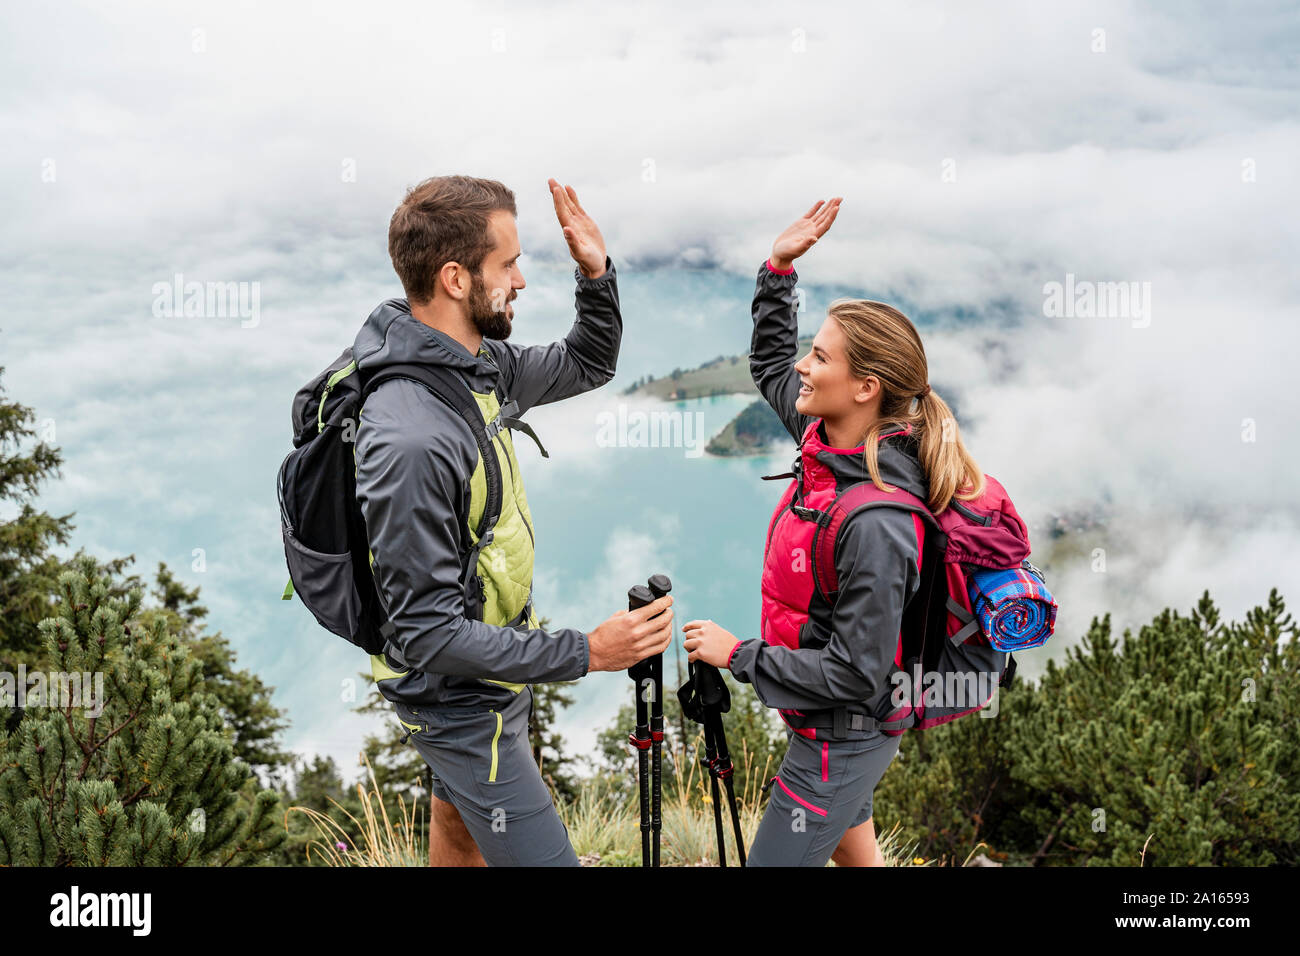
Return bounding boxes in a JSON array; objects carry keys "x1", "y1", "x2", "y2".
[{"x1": 484, "y1": 399, "x2": 550, "y2": 458}]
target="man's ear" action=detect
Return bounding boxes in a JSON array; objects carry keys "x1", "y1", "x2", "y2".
[{"x1": 439, "y1": 261, "x2": 467, "y2": 301}]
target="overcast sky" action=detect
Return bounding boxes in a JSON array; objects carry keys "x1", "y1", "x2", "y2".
[{"x1": 2, "y1": 0, "x2": 1297, "y2": 775}]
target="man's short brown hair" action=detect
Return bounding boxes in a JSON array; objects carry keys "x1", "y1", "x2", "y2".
[{"x1": 388, "y1": 175, "x2": 517, "y2": 305}]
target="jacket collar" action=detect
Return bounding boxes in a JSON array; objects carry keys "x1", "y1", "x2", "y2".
[
  {"x1": 798, "y1": 418, "x2": 929, "y2": 501},
  {"x1": 352, "y1": 297, "x2": 502, "y2": 394}
]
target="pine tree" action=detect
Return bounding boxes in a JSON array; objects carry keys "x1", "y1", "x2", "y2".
[
  {"x1": 1010, "y1": 590, "x2": 1300, "y2": 866},
  {"x1": 0, "y1": 558, "x2": 284, "y2": 865},
  {"x1": 874, "y1": 589, "x2": 1300, "y2": 866},
  {"x1": 0, "y1": 368, "x2": 73, "y2": 675},
  {"x1": 0, "y1": 370, "x2": 294, "y2": 783},
  {"x1": 146, "y1": 563, "x2": 292, "y2": 780}
]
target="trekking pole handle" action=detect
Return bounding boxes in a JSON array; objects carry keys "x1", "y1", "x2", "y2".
[
  {"x1": 628, "y1": 584, "x2": 654, "y2": 612},
  {"x1": 647, "y1": 574, "x2": 672, "y2": 603},
  {"x1": 627, "y1": 585, "x2": 655, "y2": 683}
]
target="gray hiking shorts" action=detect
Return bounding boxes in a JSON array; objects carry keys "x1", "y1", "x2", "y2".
[
  {"x1": 393, "y1": 686, "x2": 579, "y2": 867},
  {"x1": 747, "y1": 728, "x2": 902, "y2": 867}
]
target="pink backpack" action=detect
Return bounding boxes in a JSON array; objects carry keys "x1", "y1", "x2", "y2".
[{"x1": 808, "y1": 473, "x2": 1038, "y2": 734}]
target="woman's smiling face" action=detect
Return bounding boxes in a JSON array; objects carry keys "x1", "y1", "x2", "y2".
[{"x1": 793, "y1": 315, "x2": 871, "y2": 420}]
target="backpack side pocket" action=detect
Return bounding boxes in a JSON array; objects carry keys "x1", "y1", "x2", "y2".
[{"x1": 282, "y1": 522, "x2": 363, "y2": 643}]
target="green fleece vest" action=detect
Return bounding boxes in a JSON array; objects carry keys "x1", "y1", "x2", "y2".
[{"x1": 369, "y1": 378, "x2": 538, "y2": 695}]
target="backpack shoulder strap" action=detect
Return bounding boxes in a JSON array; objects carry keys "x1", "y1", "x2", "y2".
[
  {"x1": 360, "y1": 364, "x2": 505, "y2": 615},
  {"x1": 810, "y1": 481, "x2": 940, "y2": 599},
  {"x1": 477, "y1": 346, "x2": 550, "y2": 458}
]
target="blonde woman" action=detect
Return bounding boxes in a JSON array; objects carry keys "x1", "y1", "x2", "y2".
[{"x1": 683, "y1": 198, "x2": 985, "y2": 866}]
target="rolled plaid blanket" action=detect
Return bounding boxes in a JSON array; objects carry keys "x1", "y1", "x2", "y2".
[{"x1": 967, "y1": 561, "x2": 1057, "y2": 652}]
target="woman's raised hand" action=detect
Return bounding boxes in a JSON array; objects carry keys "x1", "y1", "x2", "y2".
[{"x1": 770, "y1": 197, "x2": 842, "y2": 272}]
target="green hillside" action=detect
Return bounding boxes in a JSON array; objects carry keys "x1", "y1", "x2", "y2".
[
  {"x1": 706, "y1": 399, "x2": 792, "y2": 456},
  {"x1": 622, "y1": 337, "x2": 814, "y2": 402}
]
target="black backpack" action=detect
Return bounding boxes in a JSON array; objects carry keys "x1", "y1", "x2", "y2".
[{"x1": 277, "y1": 349, "x2": 543, "y2": 656}]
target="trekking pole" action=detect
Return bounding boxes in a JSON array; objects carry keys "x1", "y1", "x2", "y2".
[
  {"x1": 699, "y1": 671, "x2": 727, "y2": 866},
  {"x1": 646, "y1": 574, "x2": 671, "y2": 867},
  {"x1": 626, "y1": 584, "x2": 655, "y2": 868},
  {"x1": 697, "y1": 662, "x2": 746, "y2": 866},
  {"x1": 678, "y1": 660, "x2": 747, "y2": 867},
  {"x1": 701, "y1": 674, "x2": 747, "y2": 867}
]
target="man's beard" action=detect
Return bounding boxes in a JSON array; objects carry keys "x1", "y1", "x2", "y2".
[{"x1": 468, "y1": 272, "x2": 513, "y2": 341}]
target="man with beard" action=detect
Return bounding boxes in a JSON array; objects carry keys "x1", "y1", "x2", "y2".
[{"x1": 352, "y1": 176, "x2": 673, "y2": 866}]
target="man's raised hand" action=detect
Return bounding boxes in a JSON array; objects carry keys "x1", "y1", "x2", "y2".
[
  {"x1": 770, "y1": 197, "x2": 842, "y2": 272},
  {"x1": 549, "y1": 177, "x2": 607, "y2": 279}
]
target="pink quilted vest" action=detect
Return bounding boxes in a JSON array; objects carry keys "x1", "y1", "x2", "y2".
[{"x1": 760, "y1": 420, "x2": 924, "y2": 735}]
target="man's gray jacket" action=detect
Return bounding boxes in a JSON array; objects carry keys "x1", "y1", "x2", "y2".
[{"x1": 353, "y1": 257, "x2": 620, "y2": 710}]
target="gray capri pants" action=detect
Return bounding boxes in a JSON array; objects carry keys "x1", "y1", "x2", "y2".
[
  {"x1": 747, "y1": 728, "x2": 902, "y2": 867},
  {"x1": 393, "y1": 686, "x2": 579, "y2": 867}
]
